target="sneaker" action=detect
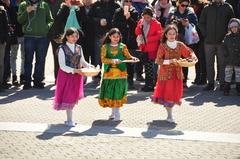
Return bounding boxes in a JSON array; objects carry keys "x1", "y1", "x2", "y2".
[
  {"x1": 108, "y1": 114, "x2": 115, "y2": 120},
  {"x1": 203, "y1": 83, "x2": 214, "y2": 91},
  {"x1": 12, "y1": 75, "x2": 19, "y2": 86},
  {"x1": 64, "y1": 121, "x2": 76, "y2": 127},
  {"x1": 166, "y1": 118, "x2": 175, "y2": 123},
  {"x1": 23, "y1": 83, "x2": 32, "y2": 90}
]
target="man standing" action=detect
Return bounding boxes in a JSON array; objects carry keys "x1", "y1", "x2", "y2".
[
  {"x1": 199, "y1": 0, "x2": 234, "y2": 91},
  {"x1": 17, "y1": 0, "x2": 53, "y2": 89},
  {"x1": 0, "y1": 2, "x2": 9, "y2": 92}
]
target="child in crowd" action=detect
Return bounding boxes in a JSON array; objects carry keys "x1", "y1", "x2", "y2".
[
  {"x1": 98, "y1": 28, "x2": 139, "y2": 121},
  {"x1": 53, "y1": 27, "x2": 92, "y2": 127},
  {"x1": 152, "y1": 24, "x2": 197, "y2": 123},
  {"x1": 223, "y1": 18, "x2": 240, "y2": 96}
]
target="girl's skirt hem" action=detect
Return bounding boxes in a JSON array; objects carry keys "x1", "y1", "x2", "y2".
[
  {"x1": 151, "y1": 96, "x2": 182, "y2": 108},
  {"x1": 98, "y1": 96, "x2": 127, "y2": 108}
]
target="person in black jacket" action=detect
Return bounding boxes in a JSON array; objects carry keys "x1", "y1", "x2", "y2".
[
  {"x1": 199, "y1": 0, "x2": 234, "y2": 91},
  {"x1": 112, "y1": 0, "x2": 140, "y2": 89},
  {"x1": 0, "y1": 2, "x2": 8, "y2": 91},
  {"x1": 88, "y1": 0, "x2": 120, "y2": 83},
  {"x1": 47, "y1": 0, "x2": 86, "y2": 81},
  {"x1": 223, "y1": 18, "x2": 240, "y2": 96}
]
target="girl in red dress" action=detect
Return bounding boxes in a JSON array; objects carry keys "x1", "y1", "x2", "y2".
[{"x1": 152, "y1": 24, "x2": 197, "y2": 123}]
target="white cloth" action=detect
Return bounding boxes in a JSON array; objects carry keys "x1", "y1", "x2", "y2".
[
  {"x1": 58, "y1": 42, "x2": 90, "y2": 74},
  {"x1": 166, "y1": 40, "x2": 177, "y2": 49},
  {"x1": 162, "y1": 41, "x2": 177, "y2": 65}
]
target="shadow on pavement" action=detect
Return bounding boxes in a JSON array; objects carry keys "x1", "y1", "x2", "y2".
[
  {"x1": 142, "y1": 120, "x2": 183, "y2": 138},
  {"x1": 184, "y1": 86, "x2": 240, "y2": 107},
  {"x1": 0, "y1": 84, "x2": 55, "y2": 105},
  {"x1": 36, "y1": 120, "x2": 124, "y2": 140},
  {"x1": 64, "y1": 120, "x2": 124, "y2": 137},
  {"x1": 36, "y1": 124, "x2": 72, "y2": 140}
]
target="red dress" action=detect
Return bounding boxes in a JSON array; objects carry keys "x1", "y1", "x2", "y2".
[{"x1": 152, "y1": 42, "x2": 193, "y2": 107}]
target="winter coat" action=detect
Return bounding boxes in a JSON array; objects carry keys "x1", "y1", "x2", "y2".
[
  {"x1": 112, "y1": 6, "x2": 139, "y2": 50},
  {"x1": 135, "y1": 18, "x2": 163, "y2": 60},
  {"x1": 0, "y1": 5, "x2": 8, "y2": 43},
  {"x1": 223, "y1": 33, "x2": 240, "y2": 66},
  {"x1": 88, "y1": 1, "x2": 120, "y2": 38},
  {"x1": 198, "y1": 2, "x2": 234, "y2": 44}
]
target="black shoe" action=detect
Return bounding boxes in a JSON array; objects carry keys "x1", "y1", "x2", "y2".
[
  {"x1": 136, "y1": 75, "x2": 145, "y2": 82},
  {"x1": 12, "y1": 75, "x2": 19, "y2": 86},
  {"x1": 20, "y1": 74, "x2": 25, "y2": 85},
  {"x1": 141, "y1": 86, "x2": 154, "y2": 92},
  {"x1": 2, "y1": 82, "x2": 11, "y2": 89},
  {"x1": 203, "y1": 83, "x2": 214, "y2": 91},
  {"x1": 23, "y1": 83, "x2": 32, "y2": 90},
  {"x1": 219, "y1": 83, "x2": 225, "y2": 91},
  {"x1": 33, "y1": 82, "x2": 45, "y2": 89}
]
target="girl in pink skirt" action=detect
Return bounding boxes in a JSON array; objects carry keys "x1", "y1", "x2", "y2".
[{"x1": 53, "y1": 28, "x2": 92, "y2": 127}]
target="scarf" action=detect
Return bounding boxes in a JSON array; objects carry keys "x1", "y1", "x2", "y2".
[
  {"x1": 155, "y1": 1, "x2": 171, "y2": 18},
  {"x1": 64, "y1": 5, "x2": 81, "y2": 32},
  {"x1": 142, "y1": 19, "x2": 150, "y2": 39}
]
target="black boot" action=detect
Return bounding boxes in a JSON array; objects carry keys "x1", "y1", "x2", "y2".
[
  {"x1": 223, "y1": 82, "x2": 230, "y2": 96},
  {"x1": 12, "y1": 75, "x2": 19, "y2": 86},
  {"x1": 236, "y1": 83, "x2": 240, "y2": 96}
]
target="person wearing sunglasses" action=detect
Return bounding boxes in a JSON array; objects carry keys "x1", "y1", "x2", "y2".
[{"x1": 166, "y1": 0, "x2": 198, "y2": 88}]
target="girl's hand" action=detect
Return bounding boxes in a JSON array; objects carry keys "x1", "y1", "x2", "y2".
[
  {"x1": 191, "y1": 55, "x2": 198, "y2": 62},
  {"x1": 112, "y1": 59, "x2": 122, "y2": 64},
  {"x1": 170, "y1": 58, "x2": 179, "y2": 66},
  {"x1": 74, "y1": 69, "x2": 84, "y2": 75}
]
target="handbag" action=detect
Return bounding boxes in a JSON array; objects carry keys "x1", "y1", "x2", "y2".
[{"x1": 184, "y1": 24, "x2": 199, "y2": 45}]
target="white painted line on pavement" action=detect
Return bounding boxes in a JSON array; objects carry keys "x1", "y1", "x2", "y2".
[{"x1": 0, "y1": 122, "x2": 239, "y2": 143}]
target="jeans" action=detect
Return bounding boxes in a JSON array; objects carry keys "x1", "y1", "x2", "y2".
[
  {"x1": 10, "y1": 37, "x2": 25, "y2": 76},
  {"x1": 24, "y1": 36, "x2": 49, "y2": 84}
]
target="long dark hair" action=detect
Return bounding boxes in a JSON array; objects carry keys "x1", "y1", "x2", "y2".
[
  {"x1": 62, "y1": 27, "x2": 79, "y2": 44},
  {"x1": 161, "y1": 24, "x2": 179, "y2": 43},
  {"x1": 102, "y1": 28, "x2": 122, "y2": 44}
]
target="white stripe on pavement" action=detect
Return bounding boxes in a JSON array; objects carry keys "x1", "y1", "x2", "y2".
[{"x1": 0, "y1": 122, "x2": 239, "y2": 143}]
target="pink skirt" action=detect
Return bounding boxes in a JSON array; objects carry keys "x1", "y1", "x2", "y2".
[{"x1": 53, "y1": 69, "x2": 84, "y2": 110}]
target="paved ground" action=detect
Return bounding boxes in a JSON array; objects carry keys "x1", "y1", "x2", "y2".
[{"x1": 0, "y1": 45, "x2": 240, "y2": 158}]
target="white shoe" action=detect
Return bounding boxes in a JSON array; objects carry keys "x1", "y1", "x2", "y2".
[
  {"x1": 113, "y1": 113, "x2": 120, "y2": 121},
  {"x1": 166, "y1": 118, "x2": 175, "y2": 123},
  {"x1": 64, "y1": 121, "x2": 76, "y2": 127},
  {"x1": 108, "y1": 114, "x2": 115, "y2": 120}
]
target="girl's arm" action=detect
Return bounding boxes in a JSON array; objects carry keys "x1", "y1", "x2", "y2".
[
  {"x1": 58, "y1": 48, "x2": 75, "y2": 74},
  {"x1": 122, "y1": 45, "x2": 134, "y2": 59},
  {"x1": 180, "y1": 43, "x2": 198, "y2": 61},
  {"x1": 155, "y1": 44, "x2": 164, "y2": 65},
  {"x1": 101, "y1": 45, "x2": 116, "y2": 64}
]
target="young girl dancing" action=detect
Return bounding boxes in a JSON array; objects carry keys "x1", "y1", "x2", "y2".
[
  {"x1": 98, "y1": 28, "x2": 139, "y2": 121},
  {"x1": 152, "y1": 24, "x2": 197, "y2": 123}
]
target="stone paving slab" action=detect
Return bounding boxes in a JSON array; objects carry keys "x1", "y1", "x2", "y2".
[{"x1": 0, "y1": 131, "x2": 239, "y2": 159}]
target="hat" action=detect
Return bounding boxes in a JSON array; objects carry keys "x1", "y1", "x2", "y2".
[
  {"x1": 142, "y1": 7, "x2": 154, "y2": 17},
  {"x1": 228, "y1": 18, "x2": 240, "y2": 29}
]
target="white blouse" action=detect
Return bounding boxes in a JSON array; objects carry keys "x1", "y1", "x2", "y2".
[
  {"x1": 58, "y1": 42, "x2": 90, "y2": 74},
  {"x1": 162, "y1": 40, "x2": 177, "y2": 65}
]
